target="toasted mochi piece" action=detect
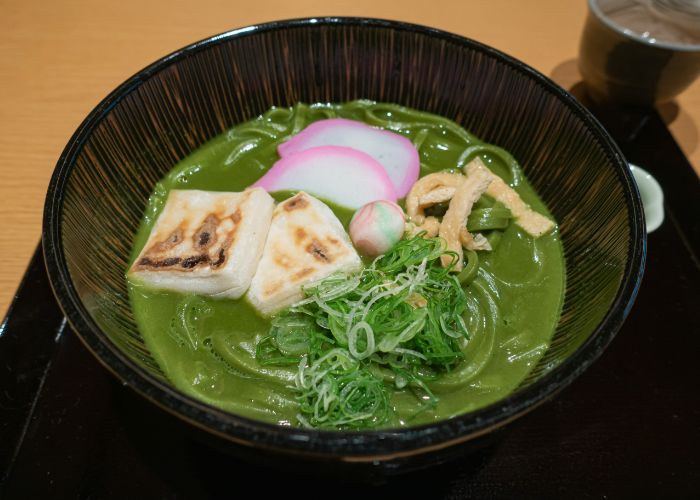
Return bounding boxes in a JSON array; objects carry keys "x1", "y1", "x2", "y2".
[
  {"x1": 465, "y1": 158, "x2": 555, "y2": 237},
  {"x1": 247, "y1": 192, "x2": 362, "y2": 316},
  {"x1": 129, "y1": 188, "x2": 274, "y2": 298}
]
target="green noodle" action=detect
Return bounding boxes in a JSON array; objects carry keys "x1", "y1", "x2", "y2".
[
  {"x1": 467, "y1": 204, "x2": 513, "y2": 232},
  {"x1": 457, "y1": 250, "x2": 480, "y2": 285}
]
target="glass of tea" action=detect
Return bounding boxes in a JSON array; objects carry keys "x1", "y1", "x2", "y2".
[{"x1": 579, "y1": 0, "x2": 700, "y2": 107}]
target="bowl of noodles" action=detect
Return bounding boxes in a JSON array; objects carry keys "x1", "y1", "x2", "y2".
[{"x1": 43, "y1": 17, "x2": 645, "y2": 474}]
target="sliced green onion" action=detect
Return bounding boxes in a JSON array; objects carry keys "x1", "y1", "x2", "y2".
[{"x1": 255, "y1": 233, "x2": 479, "y2": 429}]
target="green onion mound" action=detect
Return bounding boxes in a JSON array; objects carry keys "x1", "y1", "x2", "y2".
[{"x1": 256, "y1": 235, "x2": 479, "y2": 429}]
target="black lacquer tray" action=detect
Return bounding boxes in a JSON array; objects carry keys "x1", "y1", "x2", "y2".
[{"x1": 1, "y1": 107, "x2": 698, "y2": 498}]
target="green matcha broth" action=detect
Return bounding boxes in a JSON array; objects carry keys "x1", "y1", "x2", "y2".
[{"x1": 128, "y1": 101, "x2": 565, "y2": 428}]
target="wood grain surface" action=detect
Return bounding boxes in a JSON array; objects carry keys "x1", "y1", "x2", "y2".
[{"x1": 1, "y1": 0, "x2": 698, "y2": 318}]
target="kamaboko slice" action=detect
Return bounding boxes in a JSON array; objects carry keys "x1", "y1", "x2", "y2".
[
  {"x1": 278, "y1": 118, "x2": 419, "y2": 198},
  {"x1": 254, "y1": 146, "x2": 397, "y2": 209}
]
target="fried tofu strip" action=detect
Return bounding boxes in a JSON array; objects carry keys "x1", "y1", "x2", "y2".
[
  {"x1": 418, "y1": 186, "x2": 456, "y2": 206},
  {"x1": 405, "y1": 172, "x2": 465, "y2": 224},
  {"x1": 465, "y1": 158, "x2": 555, "y2": 237},
  {"x1": 406, "y1": 216, "x2": 441, "y2": 238},
  {"x1": 439, "y1": 165, "x2": 492, "y2": 271}
]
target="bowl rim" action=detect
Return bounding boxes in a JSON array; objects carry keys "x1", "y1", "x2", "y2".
[{"x1": 42, "y1": 16, "x2": 646, "y2": 459}]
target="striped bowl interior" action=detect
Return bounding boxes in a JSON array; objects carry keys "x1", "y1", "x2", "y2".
[{"x1": 43, "y1": 18, "x2": 645, "y2": 459}]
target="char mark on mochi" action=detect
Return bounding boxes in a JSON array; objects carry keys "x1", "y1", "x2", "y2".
[
  {"x1": 283, "y1": 194, "x2": 309, "y2": 211},
  {"x1": 138, "y1": 256, "x2": 182, "y2": 268},
  {"x1": 194, "y1": 214, "x2": 219, "y2": 250},
  {"x1": 306, "y1": 239, "x2": 332, "y2": 262}
]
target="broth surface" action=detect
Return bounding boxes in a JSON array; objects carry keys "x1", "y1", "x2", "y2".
[{"x1": 128, "y1": 101, "x2": 565, "y2": 427}]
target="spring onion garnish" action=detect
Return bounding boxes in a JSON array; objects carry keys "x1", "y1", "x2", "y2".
[{"x1": 256, "y1": 234, "x2": 475, "y2": 429}]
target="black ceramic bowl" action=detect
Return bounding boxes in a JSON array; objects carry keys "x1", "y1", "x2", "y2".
[{"x1": 43, "y1": 18, "x2": 645, "y2": 474}]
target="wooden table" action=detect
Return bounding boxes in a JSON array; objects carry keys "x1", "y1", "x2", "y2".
[{"x1": 1, "y1": 0, "x2": 698, "y2": 317}]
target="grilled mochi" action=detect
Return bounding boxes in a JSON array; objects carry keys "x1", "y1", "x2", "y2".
[
  {"x1": 247, "y1": 192, "x2": 362, "y2": 316},
  {"x1": 129, "y1": 188, "x2": 274, "y2": 298}
]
